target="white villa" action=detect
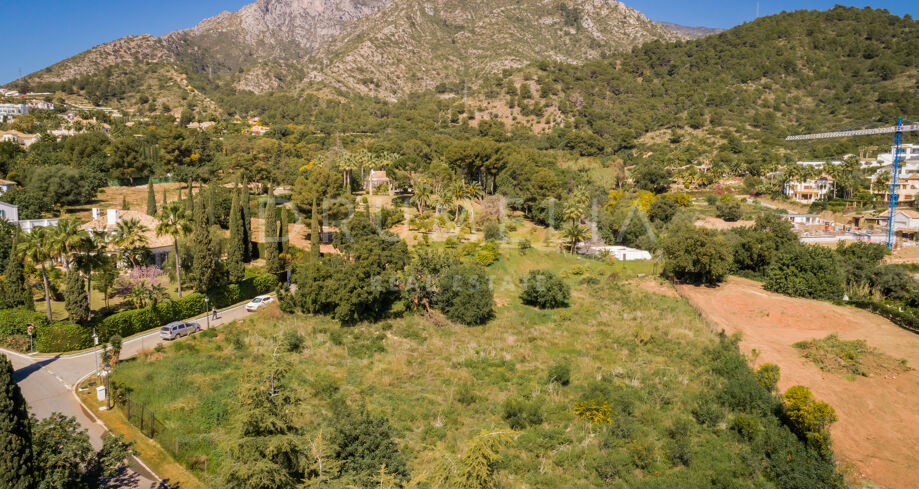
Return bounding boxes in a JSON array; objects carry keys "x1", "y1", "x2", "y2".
[
  {"x1": 0, "y1": 201, "x2": 59, "y2": 232},
  {"x1": 80, "y1": 209, "x2": 174, "y2": 266},
  {"x1": 784, "y1": 175, "x2": 834, "y2": 204}
]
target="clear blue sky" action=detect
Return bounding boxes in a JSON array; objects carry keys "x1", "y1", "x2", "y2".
[{"x1": 3, "y1": 0, "x2": 917, "y2": 85}]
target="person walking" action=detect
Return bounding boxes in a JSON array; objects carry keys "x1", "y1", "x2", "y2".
[{"x1": 212, "y1": 306, "x2": 218, "y2": 321}]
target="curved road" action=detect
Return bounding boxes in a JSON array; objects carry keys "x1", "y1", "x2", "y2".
[{"x1": 3, "y1": 301, "x2": 257, "y2": 488}]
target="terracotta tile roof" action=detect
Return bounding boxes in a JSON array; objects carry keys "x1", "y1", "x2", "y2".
[{"x1": 80, "y1": 210, "x2": 173, "y2": 250}]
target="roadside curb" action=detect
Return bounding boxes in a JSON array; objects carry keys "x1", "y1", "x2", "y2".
[{"x1": 71, "y1": 369, "x2": 166, "y2": 486}]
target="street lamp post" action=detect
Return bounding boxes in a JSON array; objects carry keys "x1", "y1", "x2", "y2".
[
  {"x1": 27, "y1": 323, "x2": 34, "y2": 353},
  {"x1": 92, "y1": 328, "x2": 99, "y2": 375},
  {"x1": 204, "y1": 296, "x2": 210, "y2": 329}
]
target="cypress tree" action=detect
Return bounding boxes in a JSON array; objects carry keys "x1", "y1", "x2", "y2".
[
  {"x1": 162, "y1": 187, "x2": 167, "y2": 206},
  {"x1": 2, "y1": 234, "x2": 33, "y2": 310},
  {"x1": 63, "y1": 268, "x2": 89, "y2": 324},
  {"x1": 311, "y1": 197, "x2": 320, "y2": 259},
  {"x1": 279, "y1": 204, "x2": 289, "y2": 256},
  {"x1": 191, "y1": 193, "x2": 217, "y2": 293},
  {"x1": 177, "y1": 187, "x2": 183, "y2": 205},
  {"x1": 242, "y1": 178, "x2": 253, "y2": 261},
  {"x1": 206, "y1": 181, "x2": 217, "y2": 227},
  {"x1": 121, "y1": 195, "x2": 129, "y2": 210},
  {"x1": 227, "y1": 186, "x2": 245, "y2": 283},
  {"x1": 0, "y1": 354, "x2": 35, "y2": 489},
  {"x1": 264, "y1": 187, "x2": 281, "y2": 274},
  {"x1": 185, "y1": 181, "x2": 195, "y2": 214},
  {"x1": 146, "y1": 179, "x2": 156, "y2": 216}
]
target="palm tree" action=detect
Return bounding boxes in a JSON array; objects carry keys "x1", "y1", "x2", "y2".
[
  {"x1": 410, "y1": 179, "x2": 432, "y2": 214},
  {"x1": 19, "y1": 227, "x2": 56, "y2": 320},
  {"x1": 561, "y1": 221, "x2": 590, "y2": 254},
  {"x1": 113, "y1": 218, "x2": 150, "y2": 268},
  {"x1": 74, "y1": 232, "x2": 107, "y2": 318},
  {"x1": 156, "y1": 201, "x2": 192, "y2": 298},
  {"x1": 52, "y1": 218, "x2": 88, "y2": 271}
]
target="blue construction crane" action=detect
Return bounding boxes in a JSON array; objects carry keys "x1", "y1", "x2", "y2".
[{"x1": 786, "y1": 119, "x2": 919, "y2": 249}]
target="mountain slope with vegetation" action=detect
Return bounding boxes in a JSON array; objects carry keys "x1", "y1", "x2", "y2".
[{"x1": 15, "y1": 0, "x2": 685, "y2": 99}]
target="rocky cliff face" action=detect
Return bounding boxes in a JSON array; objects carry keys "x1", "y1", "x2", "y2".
[
  {"x1": 20, "y1": 0, "x2": 688, "y2": 97},
  {"x1": 304, "y1": 0, "x2": 686, "y2": 97}
]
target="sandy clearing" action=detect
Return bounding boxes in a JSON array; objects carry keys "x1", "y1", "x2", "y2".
[{"x1": 677, "y1": 277, "x2": 919, "y2": 489}]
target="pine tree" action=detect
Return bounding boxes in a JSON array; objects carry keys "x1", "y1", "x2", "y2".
[
  {"x1": 279, "y1": 204, "x2": 289, "y2": 256},
  {"x1": 0, "y1": 354, "x2": 35, "y2": 489},
  {"x1": 311, "y1": 197, "x2": 320, "y2": 259},
  {"x1": 206, "y1": 181, "x2": 217, "y2": 227},
  {"x1": 220, "y1": 355, "x2": 304, "y2": 489},
  {"x1": 264, "y1": 187, "x2": 281, "y2": 274},
  {"x1": 146, "y1": 179, "x2": 156, "y2": 216},
  {"x1": 2, "y1": 234, "x2": 33, "y2": 310},
  {"x1": 64, "y1": 268, "x2": 89, "y2": 324},
  {"x1": 242, "y1": 178, "x2": 253, "y2": 261},
  {"x1": 227, "y1": 186, "x2": 245, "y2": 283},
  {"x1": 191, "y1": 193, "x2": 217, "y2": 293}
]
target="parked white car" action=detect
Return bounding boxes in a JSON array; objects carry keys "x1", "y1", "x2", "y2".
[
  {"x1": 246, "y1": 295, "x2": 275, "y2": 312},
  {"x1": 159, "y1": 321, "x2": 200, "y2": 341}
]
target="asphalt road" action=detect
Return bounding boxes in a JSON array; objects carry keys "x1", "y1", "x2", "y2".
[{"x1": 3, "y1": 300, "x2": 259, "y2": 488}]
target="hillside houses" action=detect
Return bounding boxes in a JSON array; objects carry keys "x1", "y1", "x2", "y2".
[{"x1": 80, "y1": 209, "x2": 173, "y2": 266}]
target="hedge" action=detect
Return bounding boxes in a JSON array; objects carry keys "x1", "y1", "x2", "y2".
[
  {"x1": 0, "y1": 308, "x2": 50, "y2": 338},
  {"x1": 95, "y1": 274, "x2": 279, "y2": 343},
  {"x1": 848, "y1": 299, "x2": 919, "y2": 335},
  {"x1": 35, "y1": 323, "x2": 93, "y2": 353}
]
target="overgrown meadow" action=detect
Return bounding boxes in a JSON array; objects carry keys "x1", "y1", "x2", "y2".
[{"x1": 112, "y1": 250, "x2": 839, "y2": 488}]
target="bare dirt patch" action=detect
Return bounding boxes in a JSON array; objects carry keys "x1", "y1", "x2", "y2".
[
  {"x1": 631, "y1": 277, "x2": 680, "y2": 298},
  {"x1": 677, "y1": 277, "x2": 919, "y2": 489},
  {"x1": 694, "y1": 216, "x2": 754, "y2": 230}
]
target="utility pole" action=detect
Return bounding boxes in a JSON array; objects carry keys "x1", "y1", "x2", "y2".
[{"x1": 92, "y1": 328, "x2": 99, "y2": 374}]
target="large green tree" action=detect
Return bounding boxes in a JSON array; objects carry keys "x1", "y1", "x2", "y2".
[
  {"x1": 146, "y1": 179, "x2": 156, "y2": 216},
  {"x1": 191, "y1": 194, "x2": 219, "y2": 292},
  {"x1": 663, "y1": 223, "x2": 732, "y2": 285},
  {"x1": 2, "y1": 233, "x2": 34, "y2": 310},
  {"x1": 264, "y1": 187, "x2": 281, "y2": 274},
  {"x1": 63, "y1": 268, "x2": 89, "y2": 324},
  {"x1": 227, "y1": 186, "x2": 246, "y2": 283},
  {"x1": 0, "y1": 353, "x2": 35, "y2": 489},
  {"x1": 765, "y1": 245, "x2": 843, "y2": 301},
  {"x1": 436, "y1": 264, "x2": 495, "y2": 326},
  {"x1": 220, "y1": 355, "x2": 305, "y2": 489}
]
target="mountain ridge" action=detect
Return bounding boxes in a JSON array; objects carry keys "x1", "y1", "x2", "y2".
[{"x1": 15, "y1": 0, "x2": 689, "y2": 98}]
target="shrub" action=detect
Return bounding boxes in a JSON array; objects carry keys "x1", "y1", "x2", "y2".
[
  {"x1": 520, "y1": 270, "x2": 570, "y2": 309},
  {"x1": 329, "y1": 402, "x2": 410, "y2": 485},
  {"x1": 281, "y1": 330, "x2": 305, "y2": 353},
  {"x1": 546, "y1": 362, "x2": 571, "y2": 386},
  {"x1": 436, "y1": 264, "x2": 495, "y2": 325},
  {"x1": 476, "y1": 241, "x2": 500, "y2": 266},
  {"x1": 754, "y1": 363, "x2": 780, "y2": 393},
  {"x1": 517, "y1": 238, "x2": 532, "y2": 251},
  {"x1": 782, "y1": 385, "x2": 838, "y2": 455},
  {"x1": 483, "y1": 222, "x2": 503, "y2": 241},
  {"x1": 731, "y1": 413, "x2": 763, "y2": 441},
  {"x1": 253, "y1": 274, "x2": 280, "y2": 294},
  {"x1": 455, "y1": 383, "x2": 478, "y2": 405},
  {"x1": 715, "y1": 199, "x2": 743, "y2": 221},
  {"x1": 502, "y1": 397, "x2": 544, "y2": 429}
]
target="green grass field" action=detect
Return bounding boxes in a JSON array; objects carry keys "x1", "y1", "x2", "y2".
[{"x1": 111, "y1": 248, "x2": 838, "y2": 487}]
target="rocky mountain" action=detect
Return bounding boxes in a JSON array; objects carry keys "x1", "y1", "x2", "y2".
[
  {"x1": 18, "y1": 0, "x2": 688, "y2": 99},
  {"x1": 656, "y1": 22, "x2": 724, "y2": 39}
]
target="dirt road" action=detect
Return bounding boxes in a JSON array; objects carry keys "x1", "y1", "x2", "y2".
[{"x1": 677, "y1": 277, "x2": 919, "y2": 489}]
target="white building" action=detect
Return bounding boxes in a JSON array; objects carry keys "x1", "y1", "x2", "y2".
[
  {"x1": 578, "y1": 245, "x2": 652, "y2": 261},
  {"x1": 0, "y1": 201, "x2": 59, "y2": 232},
  {"x1": 26, "y1": 100, "x2": 54, "y2": 111},
  {"x1": 0, "y1": 179, "x2": 15, "y2": 196},
  {"x1": 0, "y1": 103, "x2": 28, "y2": 119},
  {"x1": 784, "y1": 175, "x2": 834, "y2": 204},
  {"x1": 781, "y1": 213, "x2": 828, "y2": 227},
  {"x1": 0, "y1": 130, "x2": 40, "y2": 148}
]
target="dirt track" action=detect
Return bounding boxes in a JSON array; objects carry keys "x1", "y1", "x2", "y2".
[{"x1": 677, "y1": 277, "x2": 919, "y2": 489}]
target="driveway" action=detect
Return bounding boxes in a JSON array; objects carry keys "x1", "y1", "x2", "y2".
[{"x1": 2, "y1": 299, "x2": 258, "y2": 488}]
